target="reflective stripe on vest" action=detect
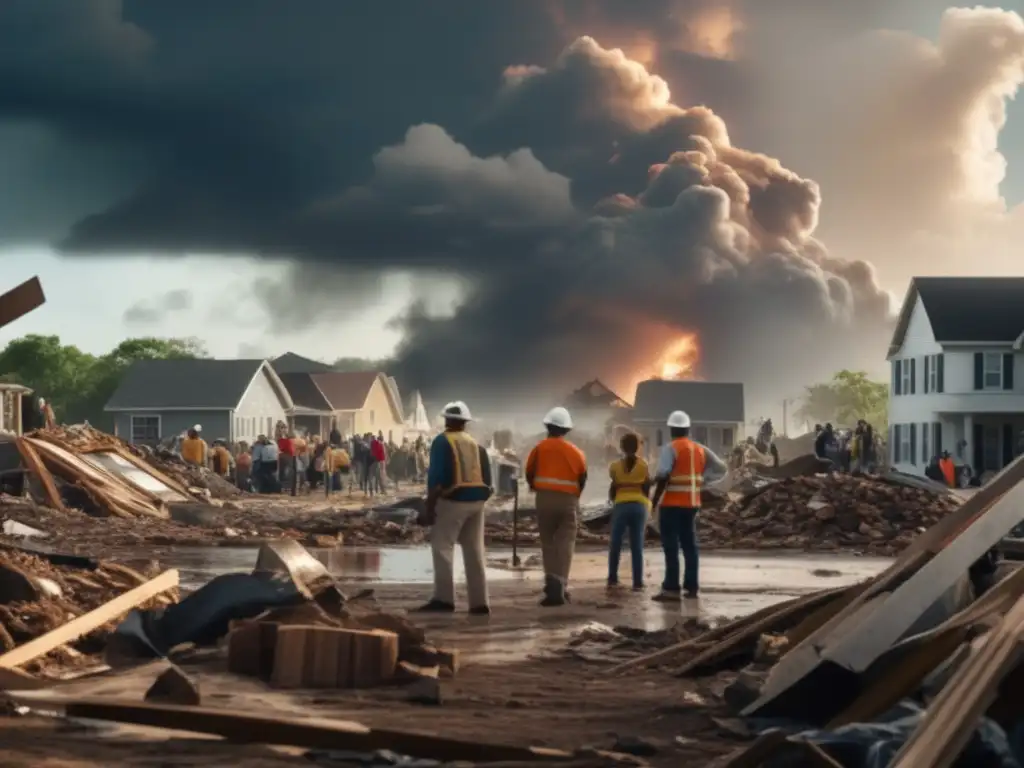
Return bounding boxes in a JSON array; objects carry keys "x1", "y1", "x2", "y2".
[
  {"x1": 529, "y1": 437, "x2": 585, "y2": 496},
  {"x1": 662, "y1": 438, "x2": 705, "y2": 508}
]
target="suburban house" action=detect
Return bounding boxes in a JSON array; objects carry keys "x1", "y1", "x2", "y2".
[
  {"x1": 887, "y1": 276, "x2": 1024, "y2": 479},
  {"x1": 104, "y1": 359, "x2": 295, "y2": 445},
  {"x1": 277, "y1": 371, "x2": 406, "y2": 441},
  {"x1": 630, "y1": 379, "x2": 744, "y2": 459},
  {"x1": 564, "y1": 378, "x2": 633, "y2": 433}
]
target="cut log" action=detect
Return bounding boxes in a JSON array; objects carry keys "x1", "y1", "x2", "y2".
[{"x1": 0, "y1": 569, "x2": 179, "y2": 670}]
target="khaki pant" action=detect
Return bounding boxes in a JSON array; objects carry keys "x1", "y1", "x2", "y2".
[
  {"x1": 430, "y1": 498, "x2": 489, "y2": 608},
  {"x1": 536, "y1": 490, "x2": 579, "y2": 585}
]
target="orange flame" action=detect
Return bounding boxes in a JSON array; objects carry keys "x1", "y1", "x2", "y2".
[{"x1": 625, "y1": 332, "x2": 701, "y2": 399}]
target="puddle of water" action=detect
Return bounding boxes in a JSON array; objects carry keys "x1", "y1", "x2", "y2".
[{"x1": 153, "y1": 545, "x2": 892, "y2": 594}]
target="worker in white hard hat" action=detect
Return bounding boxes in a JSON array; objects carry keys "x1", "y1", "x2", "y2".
[
  {"x1": 37, "y1": 397, "x2": 56, "y2": 429},
  {"x1": 525, "y1": 406, "x2": 588, "y2": 606},
  {"x1": 649, "y1": 410, "x2": 729, "y2": 601},
  {"x1": 415, "y1": 401, "x2": 494, "y2": 615}
]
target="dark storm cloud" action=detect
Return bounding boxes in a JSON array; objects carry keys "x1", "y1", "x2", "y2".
[
  {"x1": 122, "y1": 288, "x2": 192, "y2": 325},
  {"x1": 0, "y1": 0, "x2": 915, "y2": 409}
]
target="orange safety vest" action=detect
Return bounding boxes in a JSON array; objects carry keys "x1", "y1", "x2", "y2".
[
  {"x1": 527, "y1": 437, "x2": 587, "y2": 496},
  {"x1": 662, "y1": 438, "x2": 706, "y2": 508},
  {"x1": 939, "y1": 457, "x2": 956, "y2": 488}
]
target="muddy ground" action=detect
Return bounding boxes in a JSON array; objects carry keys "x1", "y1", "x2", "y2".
[{"x1": 0, "y1": 579, "x2": 768, "y2": 767}]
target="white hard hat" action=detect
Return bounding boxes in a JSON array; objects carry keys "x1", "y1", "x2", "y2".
[
  {"x1": 440, "y1": 401, "x2": 473, "y2": 422},
  {"x1": 667, "y1": 410, "x2": 691, "y2": 428},
  {"x1": 542, "y1": 406, "x2": 573, "y2": 430},
  {"x1": 193, "y1": 424, "x2": 203, "y2": 432}
]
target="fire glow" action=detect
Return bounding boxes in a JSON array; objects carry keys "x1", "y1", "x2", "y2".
[{"x1": 654, "y1": 333, "x2": 700, "y2": 380}]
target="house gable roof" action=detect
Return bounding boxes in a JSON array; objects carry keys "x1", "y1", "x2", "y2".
[
  {"x1": 272, "y1": 352, "x2": 335, "y2": 374},
  {"x1": 277, "y1": 372, "x2": 333, "y2": 412},
  {"x1": 308, "y1": 371, "x2": 403, "y2": 422},
  {"x1": 104, "y1": 359, "x2": 293, "y2": 412},
  {"x1": 566, "y1": 378, "x2": 632, "y2": 408},
  {"x1": 888, "y1": 277, "x2": 1024, "y2": 356},
  {"x1": 632, "y1": 380, "x2": 744, "y2": 424}
]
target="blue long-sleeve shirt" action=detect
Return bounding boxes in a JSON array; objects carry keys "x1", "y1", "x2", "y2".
[{"x1": 427, "y1": 432, "x2": 493, "y2": 502}]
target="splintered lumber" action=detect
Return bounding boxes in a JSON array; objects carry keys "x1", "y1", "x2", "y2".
[
  {"x1": 101, "y1": 445, "x2": 196, "y2": 500},
  {"x1": 14, "y1": 437, "x2": 64, "y2": 511},
  {"x1": 268, "y1": 625, "x2": 399, "y2": 689},
  {"x1": 0, "y1": 277, "x2": 45, "y2": 331},
  {"x1": 890, "y1": 589, "x2": 1024, "y2": 768},
  {"x1": 828, "y1": 565, "x2": 1024, "y2": 728},
  {"x1": 0, "y1": 569, "x2": 179, "y2": 670},
  {"x1": 745, "y1": 459, "x2": 1024, "y2": 723},
  {"x1": 673, "y1": 586, "x2": 850, "y2": 678},
  {"x1": 0, "y1": 695, "x2": 573, "y2": 763}
]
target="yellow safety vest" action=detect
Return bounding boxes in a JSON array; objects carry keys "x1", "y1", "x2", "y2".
[{"x1": 443, "y1": 431, "x2": 487, "y2": 496}]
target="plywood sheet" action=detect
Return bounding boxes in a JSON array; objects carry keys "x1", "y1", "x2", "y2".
[{"x1": 81, "y1": 452, "x2": 188, "y2": 502}]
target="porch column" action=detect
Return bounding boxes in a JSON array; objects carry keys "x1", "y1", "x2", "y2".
[
  {"x1": 962, "y1": 413, "x2": 974, "y2": 469},
  {"x1": 14, "y1": 393, "x2": 21, "y2": 435}
]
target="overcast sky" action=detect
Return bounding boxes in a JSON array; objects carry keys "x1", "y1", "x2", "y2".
[{"x1": 2, "y1": 1, "x2": 1024, "y2": 412}]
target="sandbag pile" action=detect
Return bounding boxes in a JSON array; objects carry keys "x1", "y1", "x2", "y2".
[
  {"x1": 701, "y1": 473, "x2": 962, "y2": 554},
  {"x1": 0, "y1": 547, "x2": 177, "y2": 673}
]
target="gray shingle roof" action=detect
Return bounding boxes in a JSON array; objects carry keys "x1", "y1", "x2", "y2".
[
  {"x1": 105, "y1": 359, "x2": 269, "y2": 410},
  {"x1": 277, "y1": 372, "x2": 333, "y2": 411},
  {"x1": 272, "y1": 352, "x2": 335, "y2": 374},
  {"x1": 632, "y1": 380, "x2": 745, "y2": 424}
]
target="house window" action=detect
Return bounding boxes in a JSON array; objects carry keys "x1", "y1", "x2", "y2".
[
  {"x1": 984, "y1": 352, "x2": 1003, "y2": 389},
  {"x1": 922, "y1": 422, "x2": 929, "y2": 462},
  {"x1": 722, "y1": 428, "x2": 734, "y2": 448},
  {"x1": 899, "y1": 425, "x2": 912, "y2": 465},
  {"x1": 692, "y1": 426, "x2": 708, "y2": 444},
  {"x1": 130, "y1": 415, "x2": 161, "y2": 444},
  {"x1": 900, "y1": 361, "x2": 912, "y2": 395},
  {"x1": 927, "y1": 355, "x2": 939, "y2": 393}
]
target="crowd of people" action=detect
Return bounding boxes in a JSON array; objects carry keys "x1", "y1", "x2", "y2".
[
  {"x1": 171, "y1": 423, "x2": 429, "y2": 496},
  {"x1": 413, "y1": 401, "x2": 728, "y2": 615},
  {"x1": 812, "y1": 420, "x2": 879, "y2": 473}
]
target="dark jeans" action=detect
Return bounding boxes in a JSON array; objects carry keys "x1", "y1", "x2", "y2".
[
  {"x1": 659, "y1": 506, "x2": 699, "y2": 593},
  {"x1": 607, "y1": 501, "x2": 647, "y2": 587}
]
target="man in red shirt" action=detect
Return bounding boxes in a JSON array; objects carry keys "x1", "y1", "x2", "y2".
[
  {"x1": 370, "y1": 436, "x2": 387, "y2": 494},
  {"x1": 277, "y1": 433, "x2": 297, "y2": 496}
]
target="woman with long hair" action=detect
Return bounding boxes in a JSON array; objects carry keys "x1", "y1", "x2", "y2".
[{"x1": 607, "y1": 432, "x2": 651, "y2": 591}]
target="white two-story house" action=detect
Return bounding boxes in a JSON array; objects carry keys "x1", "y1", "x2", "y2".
[{"x1": 887, "y1": 276, "x2": 1024, "y2": 479}]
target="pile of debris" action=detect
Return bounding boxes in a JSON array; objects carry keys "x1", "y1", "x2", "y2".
[
  {"x1": 36, "y1": 424, "x2": 242, "y2": 501},
  {"x1": 701, "y1": 473, "x2": 962, "y2": 554},
  {"x1": 581, "y1": 457, "x2": 1024, "y2": 765},
  {"x1": 0, "y1": 544, "x2": 177, "y2": 676}
]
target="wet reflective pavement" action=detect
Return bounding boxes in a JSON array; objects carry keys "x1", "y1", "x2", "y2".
[
  {"x1": 138, "y1": 545, "x2": 890, "y2": 664},
  {"x1": 160, "y1": 544, "x2": 889, "y2": 602}
]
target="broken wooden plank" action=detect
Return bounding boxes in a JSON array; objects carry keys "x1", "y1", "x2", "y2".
[
  {"x1": 0, "y1": 277, "x2": 45, "y2": 331},
  {"x1": 890, "y1": 590, "x2": 1024, "y2": 767},
  {"x1": 0, "y1": 569, "x2": 179, "y2": 670},
  {"x1": 828, "y1": 566, "x2": 1024, "y2": 728},
  {"x1": 100, "y1": 445, "x2": 196, "y2": 501},
  {"x1": 0, "y1": 695, "x2": 573, "y2": 762},
  {"x1": 14, "y1": 437, "x2": 65, "y2": 512}
]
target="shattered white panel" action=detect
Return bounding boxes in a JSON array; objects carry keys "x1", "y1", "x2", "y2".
[{"x1": 81, "y1": 451, "x2": 189, "y2": 502}]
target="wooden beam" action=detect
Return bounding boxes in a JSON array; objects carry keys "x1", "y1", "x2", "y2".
[
  {"x1": 14, "y1": 437, "x2": 64, "y2": 511},
  {"x1": 0, "y1": 570, "x2": 179, "y2": 670},
  {"x1": 0, "y1": 696, "x2": 573, "y2": 763},
  {"x1": 0, "y1": 277, "x2": 45, "y2": 331}
]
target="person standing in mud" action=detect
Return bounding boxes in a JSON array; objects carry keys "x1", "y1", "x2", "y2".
[
  {"x1": 415, "y1": 401, "x2": 492, "y2": 614},
  {"x1": 525, "y1": 407, "x2": 587, "y2": 607}
]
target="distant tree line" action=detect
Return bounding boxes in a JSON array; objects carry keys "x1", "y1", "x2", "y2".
[
  {"x1": 795, "y1": 370, "x2": 889, "y2": 433},
  {"x1": 0, "y1": 335, "x2": 207, "y2": 431}
]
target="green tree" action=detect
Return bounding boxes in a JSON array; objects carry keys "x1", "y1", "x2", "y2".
[
  {"x1": 0, "y1": 334, "x2": 207, "y2": 429},
  {"x1": 795, "y1": 370, "x2": 888, "y2": 432}
]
